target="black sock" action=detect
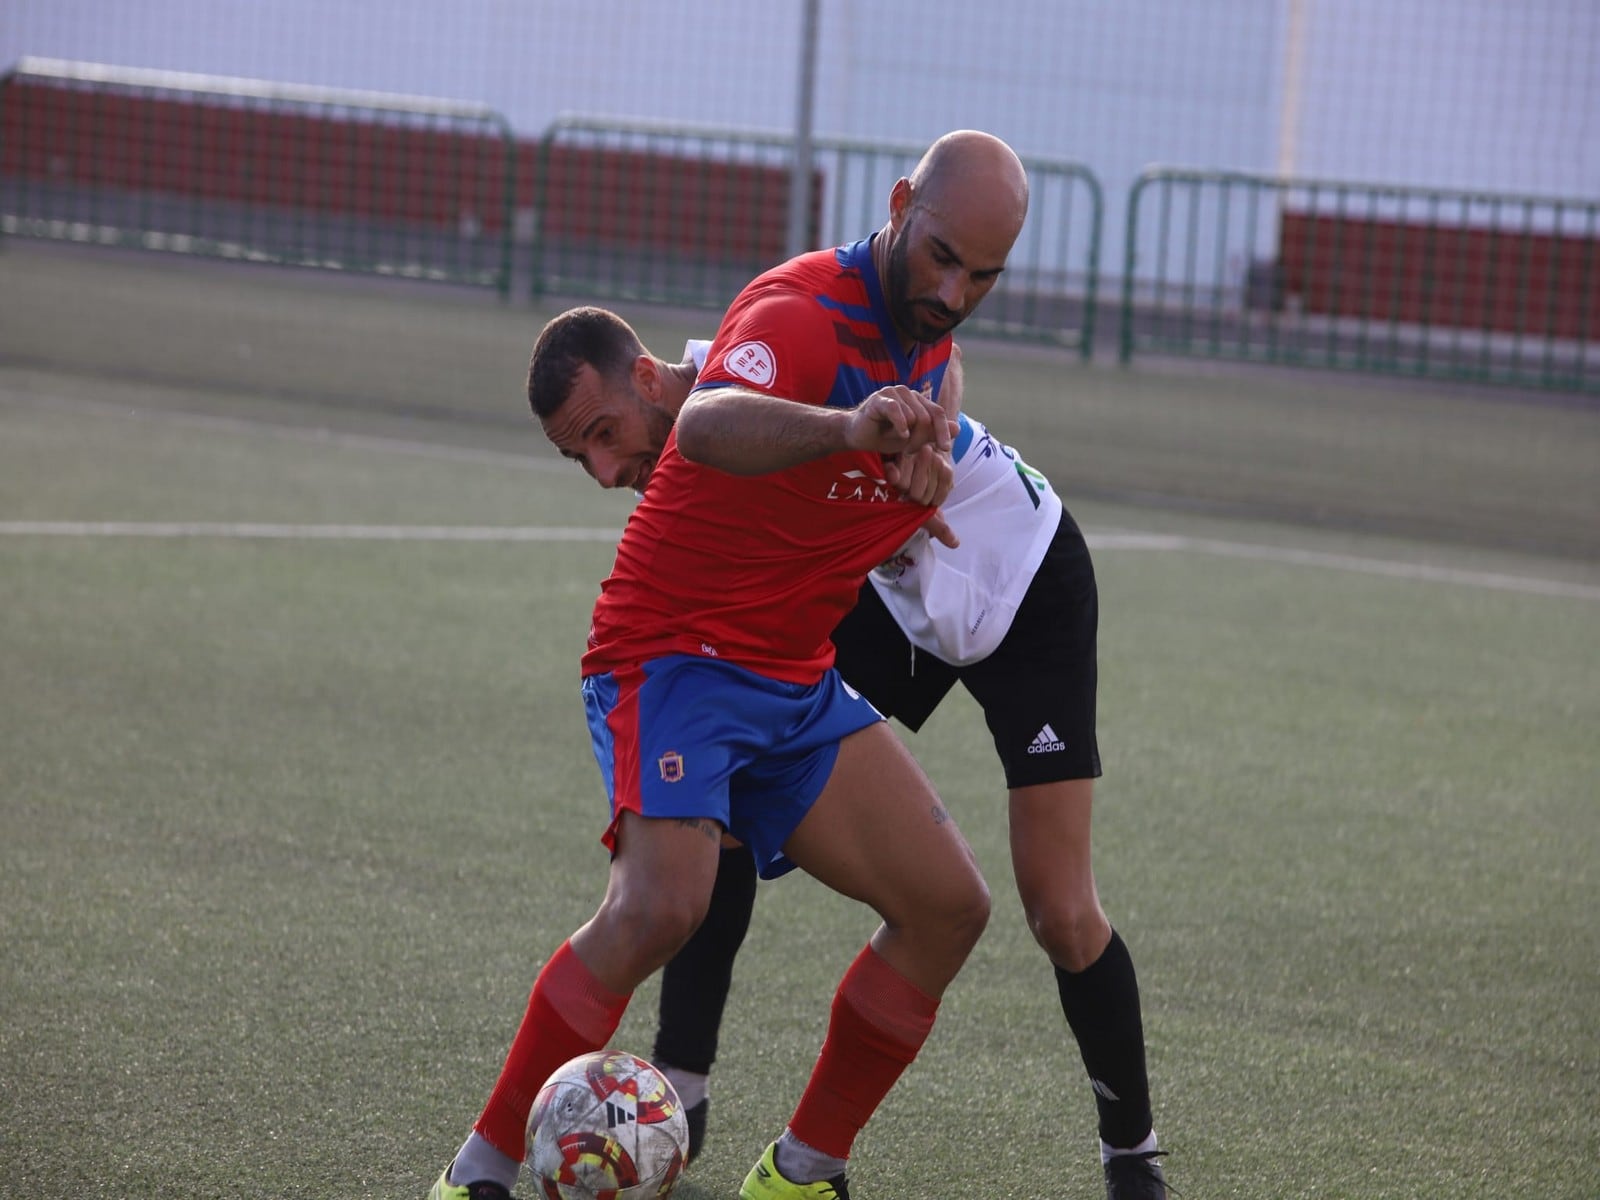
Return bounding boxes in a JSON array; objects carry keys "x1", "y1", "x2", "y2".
[
  {"x1": 1054, "y1": 929, "x2": 1155, "y2": 1149},
  {"x1": 652, "y1": 846, "x2": 759, "y2": 1074}
]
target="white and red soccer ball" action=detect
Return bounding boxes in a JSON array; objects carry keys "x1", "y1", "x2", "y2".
[{"x1": 525, "y1": 1050, "x2": 689, "y2": 1200}]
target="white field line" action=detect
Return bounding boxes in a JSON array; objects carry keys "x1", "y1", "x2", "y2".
[
  {"x1": 2, "y1": 388, "x2": 568, "y2": 471},
  {"x1": 2, "y1": 521, "x2": 1597, "y2": 601},
  {"x1": 4, "y1": 387, "x2": 1597, "y2": 601},
  {"x1": 1088, "y1": 532, "x2": 1600, "y2": 601}
]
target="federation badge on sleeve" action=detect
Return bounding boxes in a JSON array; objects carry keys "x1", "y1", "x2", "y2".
[{"x1": 724, "y1": 340, "x2": 776, "y2": 387}]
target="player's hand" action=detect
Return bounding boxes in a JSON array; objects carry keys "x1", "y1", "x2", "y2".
[
  {"x1": 845, "y1": 386, "x2": 956, "y2": 457},
  {"x1": 884, "y1": 441, "x2": 955, "y2": 508},
  {"x1": 921, "y1": 508, "x2": 959, "y2": 549}
]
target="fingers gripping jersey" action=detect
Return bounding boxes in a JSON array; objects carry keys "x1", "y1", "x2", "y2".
[
  {"x1": 675, "y1": 342, "x2": 1063, "y2": 669},
  {"x1": 869, "y1": 412, "x2": 1064, "y2": 664},
  {"x1": 583, "y1": 238, "x2": 953, "y2": 684}
]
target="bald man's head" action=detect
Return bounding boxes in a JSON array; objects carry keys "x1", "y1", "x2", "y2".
[
  {"x1": 907, "y1": 129, "x2": 1029, "y2": 232},
  {"x1": 880, "y1": 131, "x2": 1029, "y2": 345}
]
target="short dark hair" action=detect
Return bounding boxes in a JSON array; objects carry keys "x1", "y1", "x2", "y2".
[{"x1": 526, "y1": 306, "x2": 646, "y2": 418}]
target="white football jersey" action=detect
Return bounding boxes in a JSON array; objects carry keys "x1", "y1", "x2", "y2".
[
  {"x1": 684, "y1": 341, "x2": 1059, "y2": 666},
  {"x1": 868, "y1": 412, "x2": 1061, "y2": 665}
]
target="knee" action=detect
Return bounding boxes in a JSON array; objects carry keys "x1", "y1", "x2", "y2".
[
  {"x1": 1024, "y1": 894, "x2": 1110, "y2": 972},
  {"x1": 944, "y1": 871, "x2": 993, "y2": 953},
  {"x1": 897, "y1": 863, "x2": 990, "y2": 954},
  {"x1": 596, "y1": 885, "x2": 707, "y2": 975}
]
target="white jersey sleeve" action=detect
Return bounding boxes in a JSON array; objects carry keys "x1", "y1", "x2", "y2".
[{"x1": 868, "y1": 412, "x2": 1062, "y2": 665}]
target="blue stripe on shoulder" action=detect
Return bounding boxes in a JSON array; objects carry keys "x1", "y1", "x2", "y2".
[
  {"x1": 814, "y1": 291, "x2": 876, "y2": 324},
  {"x1": 827, "y1": 361, "x2": 897, "y2": 409},
  {"x1": 950, "y1": 412, "x2": 974, "y2": 462}
]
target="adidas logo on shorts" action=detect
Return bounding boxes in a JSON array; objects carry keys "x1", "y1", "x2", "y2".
[{"x1": 1027, "y1": 723, "x2": 1066, "y2": 754}]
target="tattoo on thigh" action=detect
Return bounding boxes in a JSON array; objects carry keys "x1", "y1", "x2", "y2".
[
  {"x1": 675, "y1": 817, "x2": 723, "y2": 842},
  {"x1": 931, "y1": 803, "x2": 949, "y2": 825}
]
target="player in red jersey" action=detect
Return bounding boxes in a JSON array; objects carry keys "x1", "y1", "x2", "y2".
[
  {"x1": 430, "y1": 131, "x2": 1027, "y2": 1200},
  {"x1": 529, "y1": 309, "x2": 1170, "y2": 1200}
]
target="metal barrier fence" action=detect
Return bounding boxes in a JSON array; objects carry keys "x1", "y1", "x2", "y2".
[
  {"x1": 1120, "y1": 167, "x2": 1599, "y2": 392},
  {"x1": 531, "y1": 116, "x2": 1104, "y2": 357},
  {"x1": 7, "y1": 59, "x2": 1595, "y2": 391},
  {"x1": 0, "y1": 57, "x2": 517, "y2": 295}
]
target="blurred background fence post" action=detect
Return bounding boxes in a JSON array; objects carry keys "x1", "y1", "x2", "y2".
[
  {"x1": 2, "y1": 1, "x2": 1595, "y2": 387},
  {"x1": 0, "y1": 56, "x2": 518, "y2": 296},
  {"x1": 1119, "y1": 166, "x2": 1599, "y2": 393},
  {"x1": 524, "y1": 117, "x2": 1103, "y2": 355}
]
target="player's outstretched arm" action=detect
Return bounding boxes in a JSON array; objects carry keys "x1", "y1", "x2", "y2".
[
  {"x1": 674, "y1": 386, "x2": 849, "y2": 474},
  {"x1": 675, "y1": 384, "x2": 955, "y2": 476}
]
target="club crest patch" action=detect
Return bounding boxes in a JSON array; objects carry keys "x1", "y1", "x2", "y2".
[
  {"x1": 658, "y1": 750, "x2": 685, "y2": 782},
  {"x1": 724, "y1": 340, "x2": 776, "y2": 387}
]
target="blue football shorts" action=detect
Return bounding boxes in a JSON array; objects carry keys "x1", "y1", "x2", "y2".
[{"x1": 581, "y1": 653, "x2": 885, "y2": 879}]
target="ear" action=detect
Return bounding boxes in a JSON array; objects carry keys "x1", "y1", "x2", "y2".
[
  {"x1": 888, "y1": 177, "x2": 914, "y2": 228},
  {"x1": 633, "y1": 354, "x2": 667, "y2": 407}
]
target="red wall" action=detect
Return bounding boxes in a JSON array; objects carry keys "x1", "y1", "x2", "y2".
[
  {"x1": 0, "y1": 80, "x2": 802, "y2": 262},
  {"x1": 1280, "y1": 210, "x2": 1599, "y2": 340}
]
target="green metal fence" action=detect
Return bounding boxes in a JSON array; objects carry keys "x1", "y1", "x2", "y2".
[
  {"x1": 14, "y1": 59, "x2": 1595, "y2": 395},
  {"x1": 531, "y1": 116, "x2": 1104, "y2": 357},
  {"x1": 0, "y1": 57, "x2": 517, "y2": 295},
  {"x1": 1120, "y1": 167, "x2": 1599, "y2": 392}
]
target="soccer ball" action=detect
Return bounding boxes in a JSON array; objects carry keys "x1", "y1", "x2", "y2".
[{"x1": 526, "y1": 1050, "x2": 689, "y2": 1200}]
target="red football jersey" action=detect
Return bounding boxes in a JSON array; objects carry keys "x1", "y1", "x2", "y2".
[{"x1": 582, "y1": 238, "x2": 954, "y2": 683}]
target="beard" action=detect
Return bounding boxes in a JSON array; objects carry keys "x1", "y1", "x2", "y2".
[
  {"x1": 885, "y1": 232, "x2": 963, "y2": 344},
  {"x1": 645, "y1": 401, "x2": 675, "y2": 454},
  {"x1": 633, "y1": 401, "x2": 677, "y2": 492}
]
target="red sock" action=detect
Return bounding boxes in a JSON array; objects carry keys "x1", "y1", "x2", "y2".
[
  {"x1": 473, "y1": 940, "x2": 631, "y2": 1158},
  {"x1": 787, "y1": 945, "x2": 939, "y2": 1159}
]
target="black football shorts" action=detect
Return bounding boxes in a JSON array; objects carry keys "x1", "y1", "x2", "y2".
[{"x1": 830, "y1": 507, "x2": 1101, "y2": 789}]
